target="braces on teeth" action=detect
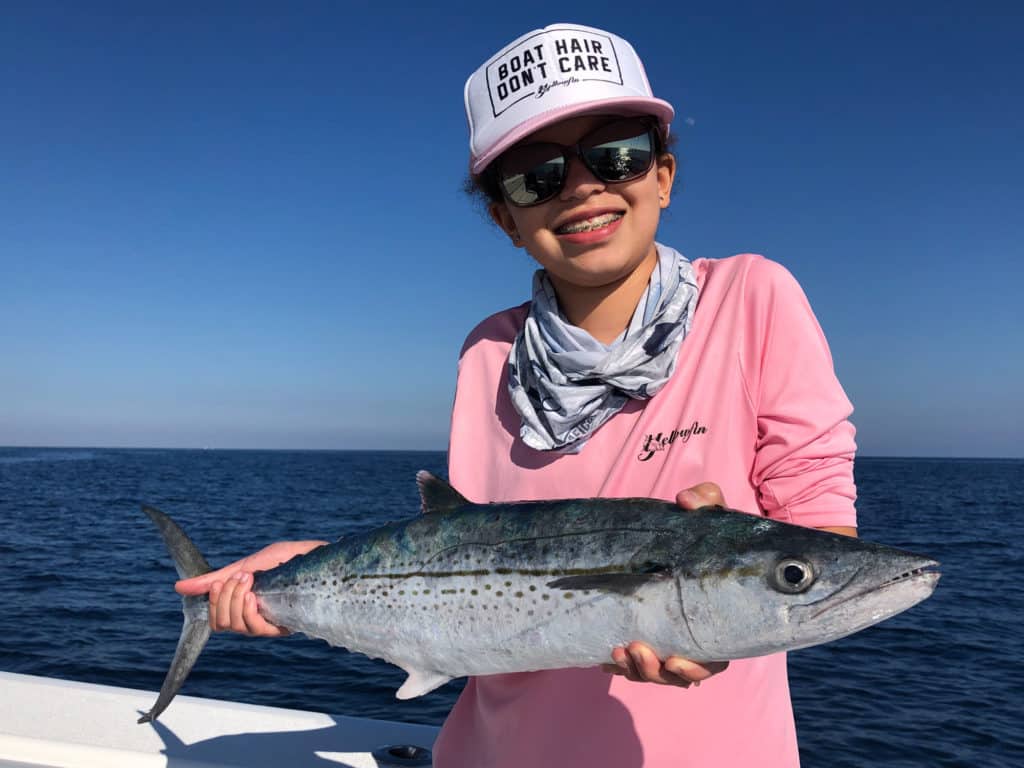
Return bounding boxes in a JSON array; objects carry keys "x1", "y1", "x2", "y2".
[{"x1": 558, "y1": 213, "x2": 623, "y2": 234}]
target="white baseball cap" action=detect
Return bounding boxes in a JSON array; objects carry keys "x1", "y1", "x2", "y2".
[{"x1": 464, "y1": 23, "x2": 675, "y2": 175}]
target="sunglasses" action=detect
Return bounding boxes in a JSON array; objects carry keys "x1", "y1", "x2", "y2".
[{"x1": 495, "y1": 117, "x2": 659, "y2": 207}]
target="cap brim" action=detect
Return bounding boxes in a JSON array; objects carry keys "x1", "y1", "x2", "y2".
[{"x1": 470, "y1": 96, "x2": 675, "y2": 175}]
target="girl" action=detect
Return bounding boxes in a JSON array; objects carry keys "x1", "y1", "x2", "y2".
[{"x1": 178, "y1": 23, "x2": 858, "y2": 767}]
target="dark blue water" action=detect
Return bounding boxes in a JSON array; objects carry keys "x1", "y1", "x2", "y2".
[{"x1": 1, "y1": 449, "x2": 1021, "y2": 766}]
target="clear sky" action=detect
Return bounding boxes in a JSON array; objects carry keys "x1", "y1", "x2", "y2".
[{"x1": 1, "y1": 1, "x2": 1021, "y2": 457}]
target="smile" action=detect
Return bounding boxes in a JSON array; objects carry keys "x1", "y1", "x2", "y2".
[{"x1": 555, "y1": 212, "x2": 624, "y2": 235}]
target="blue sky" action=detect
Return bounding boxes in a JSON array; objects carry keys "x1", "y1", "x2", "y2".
[{"x1": 1, "y1": 2, "x2": 1021, "y2": 457}]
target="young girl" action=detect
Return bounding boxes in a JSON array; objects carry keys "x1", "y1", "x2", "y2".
[{"x1": 178, "y1": 23, "x2": 858, "y2": 767}]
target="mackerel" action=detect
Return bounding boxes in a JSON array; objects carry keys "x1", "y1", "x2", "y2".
[{"x1": 139, "y1": 471, "x2": 939, "y2": 723}]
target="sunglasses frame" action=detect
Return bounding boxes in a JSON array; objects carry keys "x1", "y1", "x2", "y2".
[{"x1": 493, "y1": 118, "x2": 662, "y2": 208}]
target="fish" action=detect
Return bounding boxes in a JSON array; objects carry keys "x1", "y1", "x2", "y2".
[{"x1": 138, "y1": 471, "x2": 939, "y2": 723}]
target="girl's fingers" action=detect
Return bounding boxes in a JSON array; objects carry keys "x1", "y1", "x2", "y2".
[
  {"x1": 228, "y1": 572, "x2": 250, "y2": 632},
  {"x1": 605, "y1": 643, "x2": 729, "y2": 688},
  {"x1": 676, "y1": 482, "x2": 727, "y2": 510},
  {"x1": 209, "y1": 573, "x2": 286, "y2": 636},
  {"x1": 241, "y1": 593, "x2": 266, "y2": 634},
  {"x1": 208, "y1": 581, "x2": 224, "y2": 630},
  {"x1": 627, "y1": 642, "x2": 690, "y2": 687},
  {"x1": 214, "y1": 576, "x2": 240, "y2": 631},
  {"x1": 664, "y1": 656, "x2": 729, "y2": 682},
  {"x1": 177, "y1": 563, "x2": 241, "y2": 596},
  {"x1": 242, "y1": 593, "x2": 289, "y2": 637},
  {"x1": 606, "y1": 646, "x2": 644, "y2": 682}
]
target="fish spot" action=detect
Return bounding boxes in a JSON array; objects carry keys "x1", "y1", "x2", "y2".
[
  {"x1": 496, "y1": 591, "x2": 504, "y2": 597},
  {"x1": 484, "y1": 584, "x2": 491, "y2": 590},
  {"x1": 541, "y1": 594, "x2": 550, "y2": 601},
  {"x1": 529, "y1": 585, "x2": 537, "y2": 592},
  {"x1": 505, "y1": 581, "x2": 512, "y2": 587},
  {"x1": 515, "y1": 591, "x2": 524, "y2": 598},
  {"x1": 471, "y1": 589, "x2": 478, "y2": 596}
]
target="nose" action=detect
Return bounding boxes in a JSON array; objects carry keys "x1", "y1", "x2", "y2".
[{"x1": 558, "y1": 153, "x2": 605, "y2": 201}]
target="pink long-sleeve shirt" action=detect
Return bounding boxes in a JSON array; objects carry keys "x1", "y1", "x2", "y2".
[{"x1": 434, "y1": 253, "x2": 857, "y2": 768}]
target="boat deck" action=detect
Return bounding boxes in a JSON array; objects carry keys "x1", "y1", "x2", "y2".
[{"x1": 0, "y1": 672, "x2": 439, "y2": 767}]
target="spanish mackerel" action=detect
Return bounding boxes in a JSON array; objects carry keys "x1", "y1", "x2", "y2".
[{"x1": 139, "y1": 471, "x2": 939, "y2": 723}]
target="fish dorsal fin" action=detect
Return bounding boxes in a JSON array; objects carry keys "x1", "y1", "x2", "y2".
[
  {"x1": 416, "y1": 471, "x2": 469, "y2": 515},
  {"x1": 396, "y1": 667, "x2": 453, "y2": 699}
]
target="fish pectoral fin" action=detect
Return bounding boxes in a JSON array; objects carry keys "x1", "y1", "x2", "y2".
[
  {"x1": 395, "y1": 668, "x2": 453, "y2": 699},
  {"x1": 547, "y1": 565, "x2": 673, "y2": 596},
  {"x1": 416, "y1": 471, "x2": 469, "y2": 515}
]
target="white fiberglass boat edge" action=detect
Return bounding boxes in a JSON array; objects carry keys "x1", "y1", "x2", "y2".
[{"x1": 0, "y1": 671, "x2": 438, "y2": 768}]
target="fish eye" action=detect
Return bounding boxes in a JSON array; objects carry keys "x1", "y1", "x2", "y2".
[{"x1": 772, "y1": 558, "x2": 815, "y2": 593}]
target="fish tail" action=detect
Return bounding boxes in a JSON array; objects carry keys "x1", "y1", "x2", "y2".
[{"x1": 138, "y1": 505, "x2": 214, "y2": 724}]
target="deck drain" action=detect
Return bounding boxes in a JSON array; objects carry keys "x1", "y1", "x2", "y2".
[{"x1": 371, "y1": 744, "x2": 432, "y2": 766}]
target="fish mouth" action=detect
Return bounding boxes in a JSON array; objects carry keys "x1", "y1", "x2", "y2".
[{"x1": 794, "y1": 557, "x2": 941, "y2": 622}]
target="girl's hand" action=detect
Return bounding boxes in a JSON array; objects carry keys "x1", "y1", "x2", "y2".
[
  {"x1": 601, "y1": 482, "x2": 731, "y2": 687},
  {"x1": 174, "y1": 540, "x2": 328, "y2": 637}
]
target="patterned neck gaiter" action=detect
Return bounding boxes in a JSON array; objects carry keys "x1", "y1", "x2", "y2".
[{"x1": 507, "y1": 243, "x2": 700, "y2": 453}]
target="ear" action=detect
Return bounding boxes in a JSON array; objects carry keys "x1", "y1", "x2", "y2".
[
  {"x1": 488, "y1": 201, "x2": 524, "y2": 248},
  {"x1": 656, "y1": 153, "x2": 677, "y2": 209}
]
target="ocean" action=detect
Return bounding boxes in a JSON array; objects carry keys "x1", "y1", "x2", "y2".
[{"x1": 0, "y1": 448, "x2": 1021, "y2": 766}]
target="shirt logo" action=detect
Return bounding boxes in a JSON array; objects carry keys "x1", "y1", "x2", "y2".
[
  {"x1": 486, "y1": 30, "x2": 623, "y2": 117},
  {"x1": 637, "y1": 421, "x2": 708, "y2": 462}
]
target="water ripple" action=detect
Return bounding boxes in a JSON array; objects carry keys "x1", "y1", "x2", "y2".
[{"x1": 0, "y1": 450, "x2": 1020, "y2": 766}]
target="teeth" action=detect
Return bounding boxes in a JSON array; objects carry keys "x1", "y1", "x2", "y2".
[{"x1": 557, "y1": 212, "x2": 623, "y2": 234}]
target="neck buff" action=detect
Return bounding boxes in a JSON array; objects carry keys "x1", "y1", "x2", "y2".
[{"x1": 507, "y1": 243, "x2": 699, "y2": 453}]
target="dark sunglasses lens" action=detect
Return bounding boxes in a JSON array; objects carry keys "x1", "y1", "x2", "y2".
[
  {"x1": 500, "y1": 144, "x2": 565, "y2": 206},
  {"x1": 583, "y1": 127, "x2": 653, "y2": 182}
]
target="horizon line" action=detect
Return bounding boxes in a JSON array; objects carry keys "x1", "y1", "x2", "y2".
[{"x1": 1, "y1": 445, "x2": 1022, "y2": 461}]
